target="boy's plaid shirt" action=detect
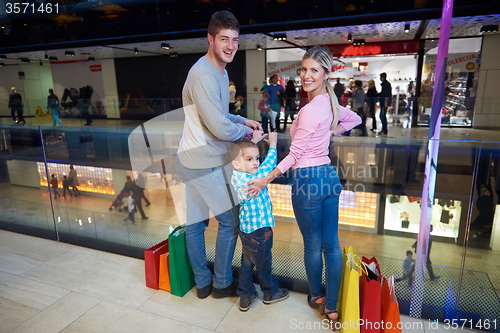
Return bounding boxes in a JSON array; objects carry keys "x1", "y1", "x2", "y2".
[{"x1": 231, "y1": 148, "x2": 277, "y2": 234}]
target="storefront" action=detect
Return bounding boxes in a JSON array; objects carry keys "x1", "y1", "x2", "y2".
[{"x1": 418, "y1": 37, "x2": 483, "y2": 127}]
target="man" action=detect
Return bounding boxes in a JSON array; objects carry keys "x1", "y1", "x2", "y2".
[
  {"x1": 176, "y1": 10, "x2": 261, "y2": 300},
  {"x1": 9, "y1": 87, "x2": 25, "y2": 125},
  {"x1": 264, "y1": 74, "x2": 286, "y2": 131},
  {"x1": 378, "y1": 72, "x2": 392, "y2": 135},
  {"x1": 333, "y1": 78, "x2": 345, "y2": 104}
]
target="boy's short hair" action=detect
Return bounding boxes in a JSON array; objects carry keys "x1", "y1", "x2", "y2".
[
  {"x1": 231, "y1": 140, "x2": 258, "y2": 161},
  {"x1": 208, "y1": 10, "x2": 240, "y2": 37},
  {"x1": 406, "y1": 250, "x2": 413, "y2": 256},
  {"x1": 262, "y1": 92, "x2": 270, "y2": 99},
  {"x1": 51, "y1": 174, "x2": 55, "y2": 177}
]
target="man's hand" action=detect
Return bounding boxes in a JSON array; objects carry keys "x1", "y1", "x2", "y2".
[
  {"x1": 251, "y1": 130, "x2": 268, "y2": 144},
  {"x1": 244, "y1": 118, "x2": 262, "y2": 131},
  {"x1": 268, "y1": 132, "x2": 278, "y2": 149}
]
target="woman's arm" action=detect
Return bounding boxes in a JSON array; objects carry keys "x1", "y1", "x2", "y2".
[{"x1": 243, "y1": 167, "x2": 282, "y2": 199}]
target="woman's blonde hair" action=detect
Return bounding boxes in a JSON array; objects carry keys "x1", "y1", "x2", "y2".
[
  {"x1": 301, "y1": 46, "x2": 339, "y2": 129},
  {"x1": 368, "y1": 79, "x2": 376, "y2": 90}
]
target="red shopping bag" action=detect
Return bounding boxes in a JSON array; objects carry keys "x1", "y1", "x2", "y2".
[
  {"x1": 360, "y1": 267, "x2": 382, "y2": 333},
  {"x1": 144, "y1": 239, "x2": 169, "y2": 289},
  {"x1": 381, "y1": 277, "x2": 402, "y2": 333}
]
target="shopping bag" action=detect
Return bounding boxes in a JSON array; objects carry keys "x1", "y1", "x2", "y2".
[
  {"x1": 360, "y1": 259, "x2": 382, "y2": 333},
  {"x1": 169, "y1": 225, "x2": 196, "y2": 297},
  {"x1": 339, "y1": 246, "x2": 363, "y2": 333},
  {"x1": 144, "y1": 239, "x2": 169, "y2": 289},
  {"x1": 381, "y1": 276, "x2": 402, "y2": 333},
  {"x1": 158, "y1": 252, "x2": 171, "y2": 291},
  {"x1": 362, "y1": 256, "x2": 382, "y2": 282}
]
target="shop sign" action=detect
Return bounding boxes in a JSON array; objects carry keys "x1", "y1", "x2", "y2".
[
  {"x1": 324, "y1": 40, "x2": 420, "y2": 57},
  {"x1": 90, "y1": 65, "x2": 102, "y2": 72},
  {"x1": 425, "y1": 53, "x2": 479, "y2": 72},
  {"x1": 267, "y1": 61, "x2": 302, "y2": 76}
]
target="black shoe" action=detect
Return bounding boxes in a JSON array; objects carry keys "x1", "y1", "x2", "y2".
[
  {"x1": 307, "y1": 294, "x2": 324, "y2": 308},
  {"x1": 239, "y1": 292, "x2": 258, "y2": 312},
  {"x1": 145, "y1": 203, "x2": 150, "y2": 207},
  {"x1": 142, "y1": 216, "x2": 148, "y2": 220},
  {"x1": 263, "y1": 288, "x2": 289, "y2": 304},
  {"x1": 196, "y1": 284, "x2": 212, "y2": 299},
  {"x1": 212, "y1": 282, "x2": 237, "y2": 298}
]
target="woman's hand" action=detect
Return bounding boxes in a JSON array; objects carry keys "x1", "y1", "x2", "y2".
[{"x1": 243, "y1": 176, "x2": 269, "y2": 199}]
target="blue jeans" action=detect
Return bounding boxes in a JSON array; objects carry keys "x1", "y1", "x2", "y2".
[
  {"x1": 291, "y1": 164, "x2": 343, "y2": 311},
  {"x1": 51, "y1": 108, "x2": 61, "y2": 125},
  {"x1": 237, "y1": 227, "x2": 279, "y2": 297},
  {"x1": 176, "y1": 157, "x2": 239, "y2": 290},
  {"x1": 261, "y1": 112, "x2": 269, "y2": 133}
]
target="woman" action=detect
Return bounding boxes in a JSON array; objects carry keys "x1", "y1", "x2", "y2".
[
  {"x1": 244, "y1": 46, "x2": 361, "y2": 326},
  {"x1": 366, "y1": 79, "x2": 378, "y2": 131},
  {"x1": 68, "y1": 164, "x2": 80, "y2": 196}
]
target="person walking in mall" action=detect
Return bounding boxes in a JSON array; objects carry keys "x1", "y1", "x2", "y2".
[
  {"x1": 176, "y1": 10, "x2": 261, "y2": 300},
  {"x1": 282, "y1": 79, "x2": 297, "y2": 132},
  {"x1": 351, "y1": 80, "x2": 367, "y2": 136},
  {"x1": 9, "y1": 87, "x2": 26, "y2": 125},
  {"x1": 243, "y1": 46, "x2": 361, "y2": 327},
  {"x1": 366, "y1": 79, "x2": 378, "y2": 132},
  {"x1": 333, "y1": 78, "x2": 345, "y2": 104},
  {"x1": 378, "y1": 72, "x2": 392, "y2": 135},
  {"x1": 68, "y1": 164, "x2": 80, "y2": 196},
  {"x1": 264, "y1": 74, "x2": 286, "y2": 131},
  {"x1": 47, "y1": 89, "x2": 63, "y2": 127}
]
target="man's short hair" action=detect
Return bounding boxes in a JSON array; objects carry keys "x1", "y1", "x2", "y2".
[
  {"x1": 380, "y1": 72, "x2": 387, "y2": 79},
  {"x1": 208, "y1": 10, "x2": 240, "y2": 37},
  {"x1": 231, "y1": 140, "x2": 258, "y2": 161},
  {"x1": 355, "y1": 80, "x2": 363, "y2": 88}
]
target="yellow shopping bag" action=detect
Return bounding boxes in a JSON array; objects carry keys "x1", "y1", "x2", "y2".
[{"x1": 339, "y1": 246, "x2": 364, "y2": 333}]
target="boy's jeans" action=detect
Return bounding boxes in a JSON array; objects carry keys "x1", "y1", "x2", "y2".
[
  {"x1": 291, "y1": 164, "x2": 343, "y2": 311},
  {"x1": 176, "y1": 157, "x2": 239, "y2": 290},
  {"x1": 237, "y1": 227, "x2": 279, "y2": 298}
]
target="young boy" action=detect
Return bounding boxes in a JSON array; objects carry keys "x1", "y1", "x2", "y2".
[
  {"x1": 50, "y1": 174, "x2": 60, "y2": 199},
  {"x1": 395, "y1": 250, "x2": 415, "y2": 286},
  {"x1": 231, "y1": 131, "x2": 289, "y2": 312},
  {"x1": 123, "y1": 192, "x2": 136, "y2": 225},
  {"x1": 62, "y1": 175, "x2": 72, "y2": 198}
]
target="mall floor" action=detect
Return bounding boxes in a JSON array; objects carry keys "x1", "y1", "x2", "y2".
[{"x1": 0, "y1": 229, "x2": 485, "y2": 333}]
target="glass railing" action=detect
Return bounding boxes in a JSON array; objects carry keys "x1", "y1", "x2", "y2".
[{"x1": 0, "y1": 117, "x2": 499, "y2": 331}]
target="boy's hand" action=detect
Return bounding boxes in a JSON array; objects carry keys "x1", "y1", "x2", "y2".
[
  {"x1": 251, "y1": 130, "x2": 268, "y2": 144},
  {"x1": 268, "y1": 132, "x2": 278, "y2": 148}
]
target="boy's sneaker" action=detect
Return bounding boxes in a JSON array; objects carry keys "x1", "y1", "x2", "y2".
[
  {"x1": 263, "y1": 288, "x2": 289, "y2": 304},
  {"x1": 239, "y1": 291, "x2": 258, "y2": 312}
]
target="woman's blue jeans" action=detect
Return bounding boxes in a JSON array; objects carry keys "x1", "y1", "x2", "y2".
[
  {"x1": 291, "y1": 164, "x2": 343, "y2": 311},
  {"x1": 261, "y1": 112, "x2": 269, "y2": 133}
]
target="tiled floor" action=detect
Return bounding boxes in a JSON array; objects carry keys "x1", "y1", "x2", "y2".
[{"x1": 0, "y1": 230, "x2": 485, "y2": 333}]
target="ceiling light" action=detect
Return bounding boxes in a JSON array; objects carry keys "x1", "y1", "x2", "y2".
[
  {"x1": 0, "y1": 55, "x2": 6, "y2": 59},
  {"x1": 161, "y1": 43, "x2": 171, "y2": 50},
  {"x1": 404, "y1": 23, "x2": 410, "y2": 33},
  {"x1": 134, "y1": 47, "x2": 138, "y2": 54},
  {"x1": 257, "y1": 45, "x2": 263, "y2": 51},
  {"x1": 65, "y1": 51, "x2": 75, "y2": 57},
  {"x1": 353, "y1": 39, "x2": 365, "y2": 46},
  {"x1": 88, "y1": 56, "x2": 95, "y2": 61},
  {"x1": 347, "y1": 33, "x2": 352, "y2": 42},
  {"x1": 273, "y1": 33, "x2": 287, "y2": 41},
  {"x1": 169, "y1": 52, "x2": 178, "y2": 58},
  {"x1": 20, "y1": 58, "x2": 30, "y2": 63},
  {"x1": 480, "y1": 25, "x2": 498, "y2": 33},
  {"x1": 49, "y1": 56, "x2": 58, "y2": 61}
]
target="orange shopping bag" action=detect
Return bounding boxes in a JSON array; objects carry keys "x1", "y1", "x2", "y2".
[
  {"x1": 158, "y1": 252, "x2": 171, "y2": 291},
  {"x1": 381, "y1": 276, "x2": 402, "y2": 333}
]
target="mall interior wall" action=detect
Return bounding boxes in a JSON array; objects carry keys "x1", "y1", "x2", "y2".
[
  {"x1": 474, "y1": 34, "x2": 500, "y2": 128},
  {"x1": 245, "y1": 49, "x2": 266, "y2": 120}
]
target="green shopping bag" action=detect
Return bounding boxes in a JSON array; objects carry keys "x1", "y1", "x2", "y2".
[{"x1": 168, "y1": 225, "x2": 196, "y2": 297}]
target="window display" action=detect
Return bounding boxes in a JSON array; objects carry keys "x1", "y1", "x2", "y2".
[{"x1": 384, "y1": 195, "x2": 461, "y2": 239}]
